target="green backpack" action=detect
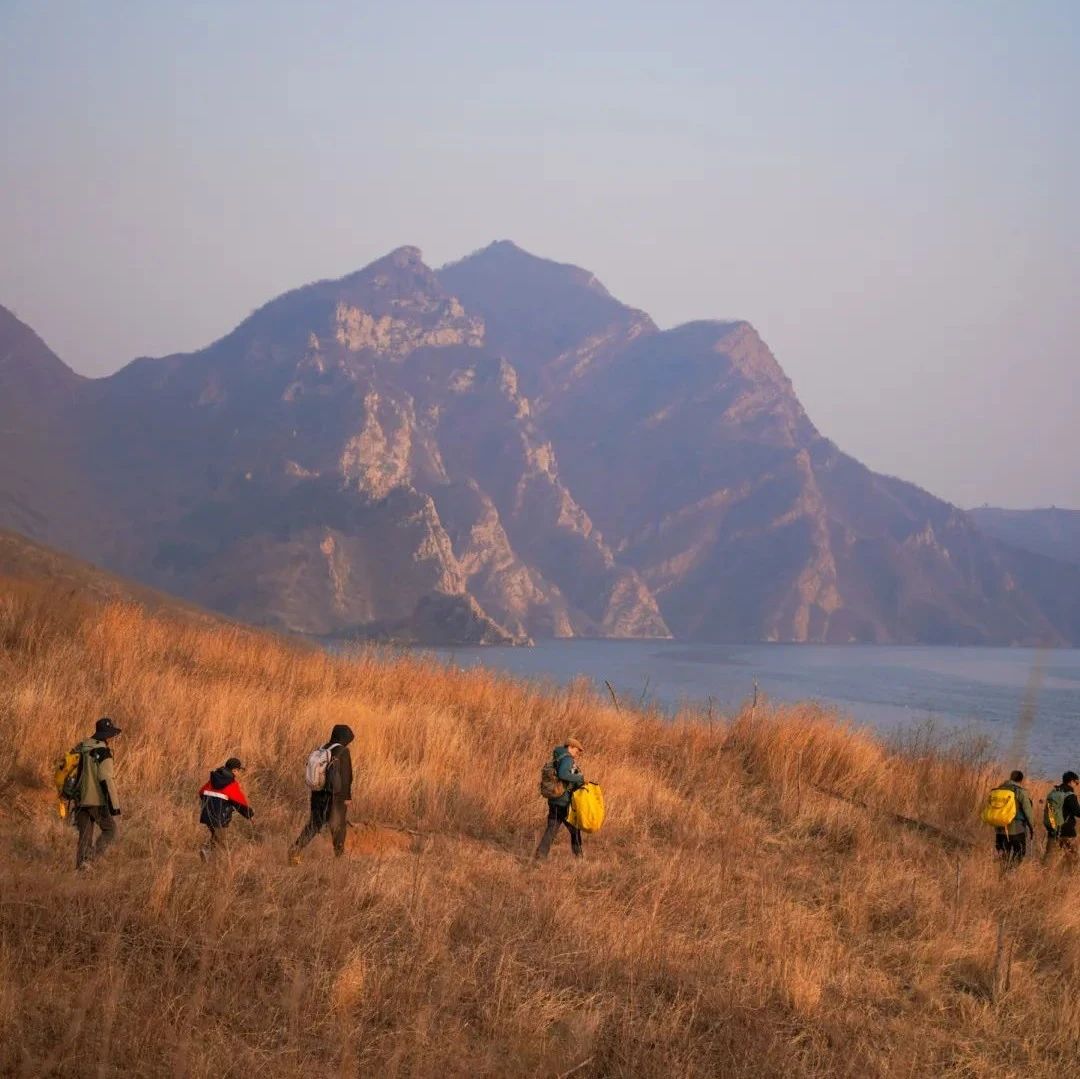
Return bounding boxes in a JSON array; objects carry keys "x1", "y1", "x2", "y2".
[{"x1": 1045, "y1": 788, "x2": 1070, "y2": 835}]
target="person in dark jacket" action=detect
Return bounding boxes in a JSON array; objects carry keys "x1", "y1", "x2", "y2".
[
  {"x1": 198, "y1": 757, "x2": 254, "y2": 858},
  {"x1": 995, "y1": 769, "x2": 1035, "y2": 865},
  {"x1": 535, "y1": 737, "x2": 586, "y2": 860},
  {"x1": 289, "y1": 724, "x2": 354, "y2": 863},
  {"x1": 1043, "y1": 770, "x2": 1080, "y2": 866},
  {"x1": 73, "y1": 717, "x2": 122, "y2": 871}
]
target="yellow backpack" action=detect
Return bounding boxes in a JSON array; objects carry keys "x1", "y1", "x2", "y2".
[
  {"x1": 981, "y1": 786, "x2": 1018, "y2": 828},
  {"x1": 53, "y1": 749, "x2": 83, "y2": 818},
  {"x1": 567, "y1": 783, "x2": 605, "y2": 833}
]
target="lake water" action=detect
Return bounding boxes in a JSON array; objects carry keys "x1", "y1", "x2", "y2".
[{"x1": 424, "y1": 640, "x2": 1080, "y2": 776}]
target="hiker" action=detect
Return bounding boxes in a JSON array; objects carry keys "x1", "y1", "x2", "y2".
[
  {"x1": 1043, "y1": 771, "x2": 1080, "y2": 866},
  {"x1": 198, "y1": 757, "x2": 254, "y2": 858},
  {"x1": 994, "y1": 769, "x2": 1035, "y2": 865},
  {"x1": 289, "y1": 724, "x2": 354, "y2": 862},
  {"x1": 535, "y1": 736, "x2": 586, "y2": 860},
  {"x1": 72, "y1": 717, "x2": 122, "y2": 871}
]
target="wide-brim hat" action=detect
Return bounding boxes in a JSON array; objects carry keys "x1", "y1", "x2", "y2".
[{"x1": 94, "y1": 717, "x2": 122, "y2": 739}]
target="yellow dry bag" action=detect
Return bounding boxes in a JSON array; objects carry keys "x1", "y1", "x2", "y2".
[
  {"x1": 981, "y1": 787, "x2": 1017, "y2": 828},
  {"x1": 567, "y1": 783, "x2": 605, "y2": 833},
  {"x1": 53, "y1": 749, "x2": 83, "y2": 819}
]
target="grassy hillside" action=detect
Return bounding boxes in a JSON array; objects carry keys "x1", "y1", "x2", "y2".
[
  {"x1": 0, "y1": 528, "x2": 221, "y2": 625},
  {"x1": 1, "y1": 574, "x2": 1077, "y2": 1077}
]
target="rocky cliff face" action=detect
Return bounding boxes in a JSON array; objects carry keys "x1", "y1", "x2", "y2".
[
  {"x1": 0, "y1": 250, "x2": 668, "y2": 642},
  {"x1": 2, "y1": 243, "x2": 1077, "y2": 644},
  {"x1": 441, "y1": 242, "x2": 1080, "y2": 645}
]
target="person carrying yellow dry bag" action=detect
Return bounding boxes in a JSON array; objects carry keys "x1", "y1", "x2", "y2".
[
  {"x1": 980, "y1": 770, "x2": 1034, "y2": 865},
  {"x1": 567, "y1": 782, "x2": 605, "y2": 833}
]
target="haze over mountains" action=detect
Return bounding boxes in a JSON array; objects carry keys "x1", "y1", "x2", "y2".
[
  {"x1": 3, "y1": 242, "x2": 1078, "y2": 645},
  {"x1": 969, "y1": 508, "x2": 1080, "y2": 568}
]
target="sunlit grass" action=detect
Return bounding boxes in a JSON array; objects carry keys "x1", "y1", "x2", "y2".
[{"x1": 0, "y1": 575, "x2": 1074, "y2": 1076}]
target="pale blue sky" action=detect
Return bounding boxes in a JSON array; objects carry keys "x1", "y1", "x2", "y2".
[{"x1": 2, "y1": 0, "x2": 1077, "y2": 508}]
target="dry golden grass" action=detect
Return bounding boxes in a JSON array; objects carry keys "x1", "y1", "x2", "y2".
[{"x1": 1, "y1": 575, "x2": 1077, "y2": 1077}]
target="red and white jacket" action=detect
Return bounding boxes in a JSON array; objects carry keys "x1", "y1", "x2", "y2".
[{"x1": 198, "y1": 767, "x2": 253, "y2": 828}]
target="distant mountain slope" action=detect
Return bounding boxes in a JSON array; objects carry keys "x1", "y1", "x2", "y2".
[
  {"x1": 969, "y1": 507, "x2": 1080, "y2": 566},
  {"x1": 1, "y1": 244, "x2": 1077, "y2": 644},
  {"x1": 0, "y1": 306, "x2": 92, "y2": 547}
]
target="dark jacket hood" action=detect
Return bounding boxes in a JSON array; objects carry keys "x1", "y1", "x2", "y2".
[
  {"x1": 329, "y1": 724, "x2": 354, "y2": 747},
  {"x1": 209, "y1": 767, "x2": 235, "y2": 790}
]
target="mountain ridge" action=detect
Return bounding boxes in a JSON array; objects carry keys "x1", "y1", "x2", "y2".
[
  {"x1": 0, "y1": 250, "x2": 670, "y2": 643},
  {"x1": 1, "y1": 244, "x2": 1077, "y2": 645}
]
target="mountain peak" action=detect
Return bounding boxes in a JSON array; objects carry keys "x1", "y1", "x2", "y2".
[
  {"x1": 192, "y1": 245, "x2": 462, "y2": 362},
  {"x1": 338, "y1": 245, "x2": 434, "y2": 288},
  {"x1": 443, "y1": 241, "x2": 617, "y2": 301},
  {"x1": 0, "y1": 303, "x2": 42, "y2": 345},
  {"x1": 370, "y1": 245, "x2": 425, "y2": 270},
  {"x1": 0, "y1": 303, "x2": 82, "y2": 384},
  {"x1": 439, "y1": 243, "x2": 657, "y2": 397},
  {"x1": 480, "y1": 239, "x2": 524, "y2": 255}
]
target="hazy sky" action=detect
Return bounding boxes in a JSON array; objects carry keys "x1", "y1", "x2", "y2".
[{"x1": 2, "y1": 1, "x2": 1077, "y2": 509}]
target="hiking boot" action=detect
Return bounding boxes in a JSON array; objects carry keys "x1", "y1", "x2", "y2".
[
  {"x1": 287, "y1": 849, "x2": 301, "y2": 867},
  {"x1": 199, "y1": 847, "x2": 211, "y2": 863}
]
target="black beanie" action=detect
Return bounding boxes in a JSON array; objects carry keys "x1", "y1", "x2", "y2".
[
  {"x1": 1064, "y1": 771, "x2": 1079, "y2": 785},
  {"x1": 225, "y1": 757, "x2": 243, "y2": 771}
]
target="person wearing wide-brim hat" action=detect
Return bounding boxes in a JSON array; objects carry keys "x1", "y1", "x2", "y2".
[{"x1": 72, "y1": 717, "x2": 123, "y2": 871}]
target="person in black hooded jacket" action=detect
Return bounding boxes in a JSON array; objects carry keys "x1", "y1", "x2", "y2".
[
  {"x1": 198, "y1": 757, "x2": 254, "y2": 858},
  {"x1": 289, "y1": 724, "x2": 354, "y2": 862}
]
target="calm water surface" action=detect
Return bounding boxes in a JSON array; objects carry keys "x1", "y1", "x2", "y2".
[{"x1": 423, "y1": 641, "x2": 1080, "y2": 775}]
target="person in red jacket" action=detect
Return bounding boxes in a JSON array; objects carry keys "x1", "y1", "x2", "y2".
[{"x1": 198, "y1": 757, "x2": 254, "y2": 858}]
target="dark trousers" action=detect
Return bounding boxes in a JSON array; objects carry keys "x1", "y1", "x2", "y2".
[
  {"x1": 203, "y1": 823, "x2": 229, "y2": 850},
  {"x1": 995, "y1": 830, "x2": 1027, "y2": 864},
  {"x1": 535, "y1": 801, "x2": 582, "y2": 859},
  {"x1": 75, "y1": 806, "x2": 117, "y2": 869},
  {"x1": 292, "y1": 792, "x2": 348, "y2": 856},
  {"x1": 1044, "y1": 834, "x2": 1078, "y2": 867}
]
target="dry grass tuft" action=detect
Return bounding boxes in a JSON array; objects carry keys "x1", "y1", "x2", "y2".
[{"x1": 0, "y1": 575, "x2": 1075, "y2": 1076}]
